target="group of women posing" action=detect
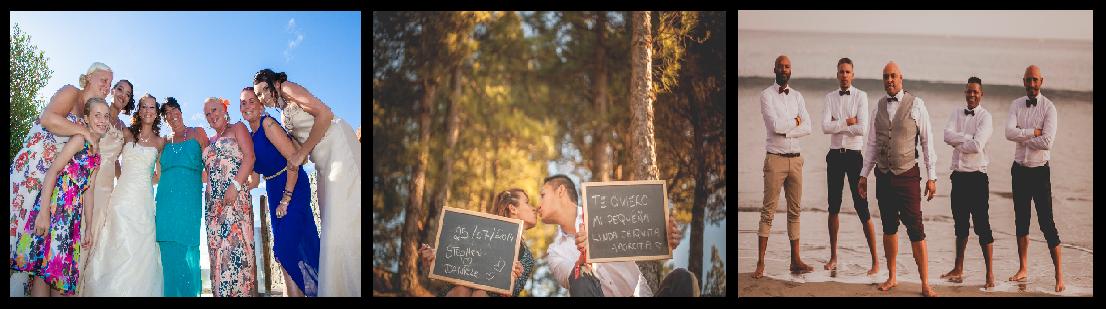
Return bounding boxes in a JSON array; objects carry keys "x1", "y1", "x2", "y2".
[{"x1": 9, "y1": 62, "x2": 362, "y2": 297}]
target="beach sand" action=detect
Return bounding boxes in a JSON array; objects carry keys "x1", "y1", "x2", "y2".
[
  {"x1": 737, "y1": 76, "x2": 1093, "y2": 297},
  {"x1": 736, "y1": 272, "x2": 1063, "y2": 297}
]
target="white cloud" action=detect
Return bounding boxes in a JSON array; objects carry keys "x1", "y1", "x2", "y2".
[{"x1": 284, "y1": 17, "x2": 306, "y2": 62}]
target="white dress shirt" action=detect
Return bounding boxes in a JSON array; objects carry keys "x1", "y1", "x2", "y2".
[
  {"x1": 859, "y1": 89, "x2": 939, "y2": 181},
  {"x1": 546, "y1": 207, "x2": 652, "y2": 297},
  {"x1": 943, "y1": 105, "x2": 992, "y2": 173},
  {"x1": 760, "y1": 84, "x2": 812, "y2": 154},
  {"x1": 1005, "y1": 93, "x2": 1057, "y2": 167},
  {"x1": 822, "y1": 85, "x2": 869, "y2": 150}
]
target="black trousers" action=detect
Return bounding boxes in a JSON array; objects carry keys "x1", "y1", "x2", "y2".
[
  {"x1": 950, "y1": 171, "x2": 994, "y2": 245},
  {"x1": 826, "y1": 149, "x2": 870, "y2": 222},
  {"x1": 1011, "y1": 162, "x2": 1061, "y2": 248}
]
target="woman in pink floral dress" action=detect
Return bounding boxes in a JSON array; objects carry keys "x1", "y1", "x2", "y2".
[
  {"x1": 201, "y1": 97, "x2": 257, "y2": 296},
  {"x1": 10, "y1": 63, "x2": 112, "y2": 295},
  {"x1": 12, "y1": 98, "x2": 110, "y2": 296}
]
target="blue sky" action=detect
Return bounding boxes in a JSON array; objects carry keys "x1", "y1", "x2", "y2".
[{"x1": 9, "y1": 11, "x2": 361, "y2": 137}]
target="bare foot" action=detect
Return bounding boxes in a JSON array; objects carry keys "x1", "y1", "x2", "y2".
[
  {"x1": 790, "y1": 261, "x2": 814, "y2": 274},
  {"x1": 921, "y1": 285, "x2": 938, "y2": 297},
  {"x1": 866, "y1": 264, "x2": 880, "y2": 276},
  {"x1": 824, "y1": 257, "x2": 837, "y2": 270},
  {"x1": 1008, "y1": 269, "x2": 1028, "y2": 282},
  {"x1": 877, "y1": 278, "x2": 898, "y2": 291},
  {"x1": 752, "y1": 262, "x2": 766, "y2": 279},
  {"x1": 1055, "y1": 278, "x2": 1065, "y2": 293},
  {"x1": 984, "y1": 273, "x2": 995, "y2": 288},
  {"x1": 941, "y1": 269, "x2": 964, "y2": 283}
]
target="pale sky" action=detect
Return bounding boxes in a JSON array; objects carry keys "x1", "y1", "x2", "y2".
[{"x1": 738, "y1": 10, "x2": 1093, "y2": 41}]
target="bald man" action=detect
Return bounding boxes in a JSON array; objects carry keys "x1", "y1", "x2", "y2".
[
  {"x1": 857, "y1": 61, "x2": 938, "y2": 297},
  {"x1": 1004, "y1": 65, "x2": 1063, "y2": 292},
  {"x1": 754, "y1": 55, "x2": 814, "y2": 279}
]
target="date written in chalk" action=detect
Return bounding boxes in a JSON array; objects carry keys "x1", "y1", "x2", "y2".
[{"x1": 450, "y1": 224, "x2": 517, "y2": 243}]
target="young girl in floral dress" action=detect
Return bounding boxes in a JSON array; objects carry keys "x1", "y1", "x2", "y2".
[{"x1": 12, "y1": 98, "x2": 109, "y2": 296}]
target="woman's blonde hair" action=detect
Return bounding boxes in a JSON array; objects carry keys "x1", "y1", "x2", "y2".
[{"x1": 78, "y1": 62, "x2": 112, "y2": 89}]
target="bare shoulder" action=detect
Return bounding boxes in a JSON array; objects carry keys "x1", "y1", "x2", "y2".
[
  {"x1": 46, "y1": 85, "x2": 80, "y2": 112},
  {"x1": 233, "y1": 122, "x2": 253, "y2": 138}
]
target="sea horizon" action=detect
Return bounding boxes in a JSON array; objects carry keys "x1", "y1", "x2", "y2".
[{"x1": 738, "y1": 29, "x2": 1094, "y2": 92}]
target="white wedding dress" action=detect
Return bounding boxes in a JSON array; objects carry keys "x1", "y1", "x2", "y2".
[{"x1": 82, "y1": 143, "x2": 163, "y2": 296}]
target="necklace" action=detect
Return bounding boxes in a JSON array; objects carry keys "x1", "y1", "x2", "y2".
[{"x1": 172, "y1": 127, "x2": 189, "y2": 143}]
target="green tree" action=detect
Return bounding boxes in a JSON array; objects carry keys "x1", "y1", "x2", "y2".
[
  {"x1": 702, "y1": 244, "x2": 726, "y2": 296},
  {"x1": 10, "y1": 23, "x2": 53, "y2": 164}
]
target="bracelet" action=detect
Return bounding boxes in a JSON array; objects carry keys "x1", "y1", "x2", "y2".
[
  {"x1": 283, "y1": 189, "x2": 294, "y2": 196},
  {"x1": 232, "y1": 179, "x2": 242, "y2": 192}
]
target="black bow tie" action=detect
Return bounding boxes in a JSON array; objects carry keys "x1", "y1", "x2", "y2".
[
  {"x1": 779, "y1": 87, "x2": 789, "y2": 95},
  {"x1": 886, "y1": 96, "x2": 899, "y2": 102},
  {"x1": 839, "y1": 90, "x2": 850, "y2": 96},
  {"x1": 964, "y1": 109, "x2": 974, "y2": 116},
  {"x1": 1026, "y1": 97, "x2": 1038, "y2": 107}
]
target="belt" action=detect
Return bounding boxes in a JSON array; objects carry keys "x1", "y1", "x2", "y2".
[
  {"x1": 264, "y1": 166, "x2": 288, "y2": 181},
  {"x1": 768, "y1": 152, "x2": 800, "y2": 158},
  {"x1": 829, "y1": 148, "x2": 860, "y2": 154}
]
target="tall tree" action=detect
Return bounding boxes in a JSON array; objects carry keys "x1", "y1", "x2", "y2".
[
  {"x1": 590, "y1": 11, "x2": 612, "y2": 182},
  {"x1": 629, "y1": 11, "x2": 663, "y2": 294},
  {"x1": 703, "y1": 244, "x2": 727, "y2": 296},
  {"x1": 391, "y1": 12, "x2": 483, "y2": 296},
  {"x1": 10, "y1": 23, "x2": 54, "y2": 164},
  {"x1": 684, "y1": 11, "x2": 726, "y2": 289}
]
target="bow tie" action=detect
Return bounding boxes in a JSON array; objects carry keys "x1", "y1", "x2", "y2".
[
  {"x1": 964, "y1": 109, "x2": 974, "y2": 116},
  {"x1": 886, "y1": 96, "x2": 899, "y2": 102},
  {"x1": 779, "y1": 87, "x2": 789, "y2": 95},
  {"x1": 1026, "y1": 97, "x2": 1038, "y2": 107},
  {"x1": 839, "y1": 90, "x2": 850, "y2": 96}
]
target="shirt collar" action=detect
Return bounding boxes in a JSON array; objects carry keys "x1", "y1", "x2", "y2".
[
  {"x1": 776, "y1": 83, "x2": 790, "y2": 93},
  {"x1": 887, "y1": 89, "x2": 904, "y2": 101}
]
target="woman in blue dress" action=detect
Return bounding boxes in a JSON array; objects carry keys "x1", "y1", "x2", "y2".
[
  {"x1": 155, "y1": 97, "x2": 208, "y2": 296},
  {"x1": 240, "y1": 87, "x2": 321, "y2": 296}
]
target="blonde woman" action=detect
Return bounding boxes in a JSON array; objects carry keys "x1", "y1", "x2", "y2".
[{"x1": 11, "y1": 62, "x2": 111, "y2": 295}]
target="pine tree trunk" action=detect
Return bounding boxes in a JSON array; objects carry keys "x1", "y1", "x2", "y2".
[
  {"x1": 422, "y1": 65, "x2": 463, "y2": 253},
  {"x1": 629, "y1": 11, "x2": 662, "y2": 295},
  {"x1": 399, "y1": 78, "x2": 436, "y2": 296},
  {"x1": 591, "y1": 12, "x2": 611, "y2": 182}
]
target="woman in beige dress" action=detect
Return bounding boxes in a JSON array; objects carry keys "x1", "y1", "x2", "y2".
[
  {"x1": 253, "y1": 69, "x2": 361, "y2": 296},
  {"x1": 76, "y1": 79, "x2": 130, "y2": 295}
]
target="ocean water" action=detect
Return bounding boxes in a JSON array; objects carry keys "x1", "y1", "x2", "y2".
[{"x1": 738, "y1": 30, "x2": 1093, "y2": 92}]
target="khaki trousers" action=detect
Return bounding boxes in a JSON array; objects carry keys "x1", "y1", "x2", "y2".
[{"x1": 759, "y1": 153, "x2": 804, "y2": 240}]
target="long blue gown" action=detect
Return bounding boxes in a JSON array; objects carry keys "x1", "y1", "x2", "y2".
[{"x1": 251, "y1": 115, "x2": 321, "y2": 296}]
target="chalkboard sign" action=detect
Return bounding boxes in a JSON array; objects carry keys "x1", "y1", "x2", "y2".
[
  {"x1": 582, "y1": 180, "x2": 671, "y2": 263},
  {"x1": 429, "y1": 207, "x2": 524, "y2": 295}
]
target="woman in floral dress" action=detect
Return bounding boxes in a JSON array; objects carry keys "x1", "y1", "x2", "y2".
[
  {"x1": 10, "y1": 62, "x2": 112, "y2": 295},
  {"x1": 13, "y1": 98, "x2": 110, "y2": 296},
  {"x1": 201, "y1": 97, "x2": 257, "y2": 296}
]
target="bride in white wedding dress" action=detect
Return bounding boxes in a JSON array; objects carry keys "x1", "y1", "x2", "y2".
[{"x1": 82, "y1": 96, "x2": 164, "y2": 297}]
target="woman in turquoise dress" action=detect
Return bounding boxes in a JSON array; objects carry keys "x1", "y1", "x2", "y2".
[{"x1": 155, "y1": 97, "x2": 208, "y2": 297}]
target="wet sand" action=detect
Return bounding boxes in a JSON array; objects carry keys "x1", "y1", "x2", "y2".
[
  {"x1": 737, "y1": 273, "x2": 1059, "y2": 297},
  {"x1": 737, "y1": 76, "x2": 1093, "y2": 297}
]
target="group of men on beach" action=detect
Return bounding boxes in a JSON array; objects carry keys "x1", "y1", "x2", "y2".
[{"x1": 753, "y1": 55, "x2": 1064, "y2": 297}]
